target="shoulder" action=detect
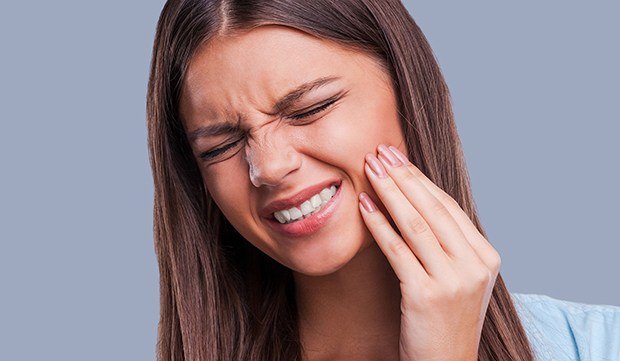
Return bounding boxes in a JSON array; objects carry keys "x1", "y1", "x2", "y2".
[{"x1": 510, "y1": 292, "x2": 620, "y2": 361}]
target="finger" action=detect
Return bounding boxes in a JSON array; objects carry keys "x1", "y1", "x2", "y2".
[
  {"x1": 388, "y1": 145, "x2": 501, "y2": 270},
  {"x1": 377, "y1": 144, "x2": 478, "y2": 262},
  {"x1": 365, "y1": 157, "x2": 450, "y2": 277},
  {"x1": 358, "y1": 192, "x2": 429, "y2": 286}
]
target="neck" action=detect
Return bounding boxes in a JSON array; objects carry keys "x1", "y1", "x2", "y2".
[{"x1": 294, "y1": 242, "x2": 402, "y2": 361}]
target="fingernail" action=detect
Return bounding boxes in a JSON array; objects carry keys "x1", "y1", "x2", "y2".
[
  {"x1": 388, "y1": 145, "x2": 409, "y2": 164},
  {"x1": 365, "y1": 154, "x2": 387, "y2": 178},
  {"x1": 377, "y1": 144, "x2": 402, "y2": 167},
  {"x1": 359, "y1": 192, "x2": 377, "y2": 212}
]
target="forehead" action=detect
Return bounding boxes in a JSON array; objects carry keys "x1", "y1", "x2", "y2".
[{"x1": 179, "y1": 25, "x2": 373, "y2": 127}]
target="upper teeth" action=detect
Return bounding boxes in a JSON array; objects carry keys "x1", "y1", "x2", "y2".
[{"x1": 273, "y1": 185, "x2": 337, "y2": 224}]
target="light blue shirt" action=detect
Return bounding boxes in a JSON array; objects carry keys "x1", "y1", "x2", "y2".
[{"x1": 510, "y1": 293, "x2": 620, "y2": 361}]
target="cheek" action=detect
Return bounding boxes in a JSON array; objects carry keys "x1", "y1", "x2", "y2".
[
  {"x1": 295, "y1": 91, "x2": 404, "y2": 175},
  {"x1": 203, "y1": 164, "x2": 289, "y2": 265},
  {"x1": 203, "y1": 164, "x2": 252, "y2": 226}
]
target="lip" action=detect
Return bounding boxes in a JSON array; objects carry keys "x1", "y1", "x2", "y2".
[
  {"x1": 264, "y1": 181, "x2": 344, "y2": 237},
  {"x1": 259, "y1": 178, "x2": 342, "y2": 219}
]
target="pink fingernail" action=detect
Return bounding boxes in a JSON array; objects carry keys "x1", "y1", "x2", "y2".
[
  {"x1": 359, "y1": 192, "x2": 377, "y2": 212},
  {"x1": 388, "y1": 145, "x2": 410, "y2": 164},
  {"x1": 365, "y1": 154, "x2": 387, "y2": 178},
  {"x1": 377, "y1": 144, "x2": 402, "y2": 167}
]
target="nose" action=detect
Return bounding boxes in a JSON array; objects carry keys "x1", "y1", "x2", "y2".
[{"x1": 245, "y1": 131, "x2": 302, "y2": 188}]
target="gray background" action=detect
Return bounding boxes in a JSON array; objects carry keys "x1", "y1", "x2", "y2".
[{"x1": 0, "y1": 1, "x2": 617, "y2": 360}]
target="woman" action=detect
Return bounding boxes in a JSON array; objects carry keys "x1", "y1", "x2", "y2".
[{"x1": 146, "y1": 0, "x2": 620, "y2": 360}]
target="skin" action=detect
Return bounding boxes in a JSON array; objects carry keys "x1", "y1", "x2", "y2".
[{"x1": 179, "y1": 24, "x2": 500, "y2": 361}]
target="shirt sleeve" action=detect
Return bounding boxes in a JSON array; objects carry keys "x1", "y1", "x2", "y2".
[{"x1": 511, "y1": 293, "x2": 620, "y2": 361}]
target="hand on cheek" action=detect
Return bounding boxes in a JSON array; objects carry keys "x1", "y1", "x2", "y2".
[{"x1": 357, "y1": 143, "x2": 502, "y2": 361}]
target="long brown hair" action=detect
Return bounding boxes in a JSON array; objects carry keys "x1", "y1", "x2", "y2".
[{"x1": 146, "y1": 0, "x2": 536, "y2": 360}]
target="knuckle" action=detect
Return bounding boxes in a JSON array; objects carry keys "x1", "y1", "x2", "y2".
[
  {"x1": 472, "y1": 269, "x2": 492, "y2": 288},
  {"x1": 401, "y1": 167, "x2": 418, "y2": 182},
  {"x1": 461, "y1": 263, "x2": 494, "y2": 295},
  {"x1": 444, "y1": 280, "x2": 464, "y2": 299},
  {"x1": 490, "y1": 250, "x2": 502, "y2": 273},
  {"x1": 431, "y1": 200, "x2": 451, "y2": 217},
  {"x1": 405, "y1": 216, "x2": 430, "y2": 235},
  {"x1": 388, "y1": 238, "x2": 411, "y2": 257}
]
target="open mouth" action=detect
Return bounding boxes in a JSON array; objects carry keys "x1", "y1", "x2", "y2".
[
  {"x1": 263, "y1": 179, "x2": 344, "y2": 238},
  {"x1": 269, "y1": 181, "x2": 341, "y2": 224}
]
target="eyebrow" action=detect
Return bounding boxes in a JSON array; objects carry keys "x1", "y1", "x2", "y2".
[{"x1": 187, "y1": 75, "x2": 342, "y2": 143}]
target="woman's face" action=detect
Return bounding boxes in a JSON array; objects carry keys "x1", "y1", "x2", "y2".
[{"x1": 179, "y1": 25, "x2": 406, "y2": 276}]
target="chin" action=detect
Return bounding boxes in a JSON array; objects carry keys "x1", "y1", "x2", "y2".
[{"x1": 284, "y1": 230, "x2": 371, "y2": 277}]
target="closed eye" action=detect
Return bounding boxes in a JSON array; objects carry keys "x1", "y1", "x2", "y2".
[
  {"x1": 288, "y1": 98, "x2": 339, "y2": 120},
  {"x1": 198, "y1": 95, "x2": 343, "y2": 162},
  {"x1": 198, "y1": 138, "x2": 243, "y2": 161}
]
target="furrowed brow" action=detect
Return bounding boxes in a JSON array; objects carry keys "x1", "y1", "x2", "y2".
[
  {"x1": 269, "y1": 75, "x2": 341, "y2": 115},
  {"x1": 187, "y1": 121, "x2": 241, "y2": 143},
  {"x1": 187, "y1": 75, "x2": 341, "y2": 144}
]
